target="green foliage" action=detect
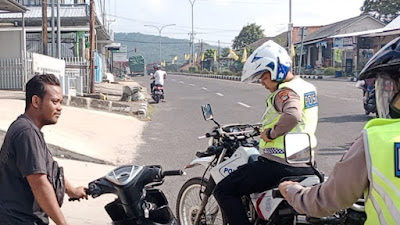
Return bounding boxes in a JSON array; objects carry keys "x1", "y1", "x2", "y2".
[
  {"x1": 221, "y1": 47, "x2": 230, "y2": 57},
  {"x1": 360, "y1": 0, "x2": 400, "y2": 23},
  {"x1": 204, "y1": 49, "x2": 215, "y2": 59},
  {"x1": 323, "y1": 67, "x2": 343, "y2": 75},
  {"x1": 189, "y1": 66, "x2": 198, "y2": 73},
  {"x1": 232, "y1": 23, "x2": 265, "y2": 49}
]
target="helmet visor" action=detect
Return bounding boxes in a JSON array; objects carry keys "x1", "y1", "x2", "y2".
[
  {"x1": 242, "y1": 70, "x2": 266, "y2": 83},
  {"x1": 375, "y1": 73, "x2": 400, "y2": 118}
]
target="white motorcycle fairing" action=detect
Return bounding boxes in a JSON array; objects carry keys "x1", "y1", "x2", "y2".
[
  {"x1": 250, "y1": 175, "x2": 321, "y2": 220},
  {"x1": 210, "y1": 146, "x2": 260, "y2": 184},
  {"x1": 185, "y1": 156, "x2": 215, "y2": 169}
]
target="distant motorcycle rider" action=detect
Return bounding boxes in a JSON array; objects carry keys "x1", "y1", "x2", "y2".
[
  {"x1": 213, "y1": 40, "x2": 319, "y2": 225},
  {"x1": 279, "y1": 36, "x2": 400, "y2": 225},
  {"x1": 150, "y1": 65, "x2": 167, "y2": 101}
]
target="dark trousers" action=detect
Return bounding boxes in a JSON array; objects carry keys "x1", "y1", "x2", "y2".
[{"x1": 213, "y1": 157, "x2": 314, "y2": 225}]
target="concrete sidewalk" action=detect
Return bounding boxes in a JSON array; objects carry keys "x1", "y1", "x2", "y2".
[{"x1": 0, "y1": 97, "x2": 147, "y2": 224}]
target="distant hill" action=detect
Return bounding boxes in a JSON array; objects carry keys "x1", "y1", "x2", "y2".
[{"x1": 114, "y1": 32, "x2": 217, "y2": 65}]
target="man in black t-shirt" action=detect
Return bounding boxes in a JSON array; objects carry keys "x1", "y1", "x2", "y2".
[{"x1": 0, "y1": 74, "x2": 87, "y2": 225}]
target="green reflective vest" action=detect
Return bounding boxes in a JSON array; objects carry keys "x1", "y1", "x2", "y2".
[
  {"x1": 259, "y1": 77, "x2": 318, "y2": 158},
  {"x1": 363, "y1": 118, "x2": 400, "y2": 225}
]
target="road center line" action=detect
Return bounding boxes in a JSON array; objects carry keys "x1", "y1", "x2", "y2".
[
  {"x1": 190, "y1": 84, "x2": 195, "y2": 86},
  {"x1": 179, "y1": 81, "x2": 185, "y2": 83},
  {"x1": 202, "y1": 87, "x2": 208, "y2": 90},
  {"x1": 216, "y1": 93, "x2": 224, "y2": 96},
  {"x1": 237, "y1": 102, "x2": 251, "y2": 108}
]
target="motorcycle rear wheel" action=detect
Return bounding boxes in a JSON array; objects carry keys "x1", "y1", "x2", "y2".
[{"x1": 177, "y1": 177, "x2": 227, "y2": 225}]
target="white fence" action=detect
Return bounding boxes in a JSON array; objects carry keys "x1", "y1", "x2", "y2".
[
  {"x1": 0, "y1": 53, "x2": 33, "y2": 90},
  {"x1": 0, "y1": 53, "x2": 88, "y2": 94}
]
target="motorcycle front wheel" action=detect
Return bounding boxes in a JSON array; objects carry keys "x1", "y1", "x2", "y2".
[{"x1": 177, "y1": 177, "x2": 227, "y2": 225}]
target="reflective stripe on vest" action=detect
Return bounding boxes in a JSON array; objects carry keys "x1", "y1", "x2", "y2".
[
  {"x1": 363, "y1": 118, "x2": 400, "y2": 225},
  {"x1": 259, "y1": 77, "x2": 318, "y2": 158}
]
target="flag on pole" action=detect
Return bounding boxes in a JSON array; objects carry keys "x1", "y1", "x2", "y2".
[
  {"x1": 184, "y1": 54, "x2": 190, "y2": 60},
  {"x1": 194, "y1": 52, "x2": 198, "y2": 62},
  {"x1": 201, "y1": 52, "x2": 205, "y2": 61},
  {"x1": 213, "y1": 50, "x2": 217, "y2": 62},
  {"x1": 227, "y1": 48, "x2": 239, "y2": 61},
  {"x1": 290, "y1": 44, "x2": 295, "y2": 58},
  {"x1": 161, "y1": 60, "x2": 166, "y2": 67},
  {"x1": 241, "y1": 48, "x2": 248, "y2": 63},
  {"x1": 172, "y1": 56, "x2": 178, "y2": 64}
]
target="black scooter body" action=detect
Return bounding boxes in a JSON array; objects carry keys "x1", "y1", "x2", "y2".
[{"x1": 85, "y1": 165, "x2": 181, "y2": 225}]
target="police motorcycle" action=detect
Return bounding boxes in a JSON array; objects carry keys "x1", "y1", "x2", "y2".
[
  {"x1": 70, "y1": 165, "x2": 183, "y2": 225},
  {"x1": 176, "y1": 104, "x2": 366, "y2": 225}
]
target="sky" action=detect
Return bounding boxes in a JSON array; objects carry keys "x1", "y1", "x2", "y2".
[{"x1": 106, "y1": 0, "x2": 366, "y2": 47}]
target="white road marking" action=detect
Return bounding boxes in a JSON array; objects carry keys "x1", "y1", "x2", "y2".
[
  {"x1": 179, "y1": 81, "x2": 184, "y2": 83},
  {"x1": 190, "y1": 84, "x2": 195, "y2": 86},
  {"x1": 202, "y1": 87, "x2": 208, "y2": 90},
  {"x1": 237, "y1": 102, "x2": 251, "y2": 108},
  {"x1": 171, "y1": 79, "x2": 176, "y2": 81},
  {"x1": 216, "y1": 93, "x2": 224, "y2": 96}
]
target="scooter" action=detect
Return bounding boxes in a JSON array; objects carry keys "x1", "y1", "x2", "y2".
[
  {"x1": 152, "y1": 83, "x2": 165, "y2": 104},
  {"x1": 71, "y1": 165, "x2": 183, "y2": 225},
  {"x1": 176, "y1": 104, "x2": 366, "y2": 225}
]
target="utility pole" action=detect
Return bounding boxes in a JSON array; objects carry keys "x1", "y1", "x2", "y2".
[
  {"x1": 200, "y1": 39, "x2": 203, "y2": 70},
  {"x1": 89, "y1": 0, "x2": 95, "y2": 93},
  {"x1": 42, "y1": 0, "x2": 48, "y2": 55},
  {"x1": 188, "y1": 0, "x2": 196, "y2": 66},
  {"x1": 298, "y1": 27, "x2": 306, "y2": 75},
  {"x1": 217, "y1": 40, "x2": 220, "y2": 72},
  {"x1": 288, "y1": 0, "x2": 293, "y2": 71},
  {"x1": 57, "y1": 0, "x2": 61, "y2": 58},
  {"x1": 51, "y1": 0, "x2": 55, "y2": 57}
]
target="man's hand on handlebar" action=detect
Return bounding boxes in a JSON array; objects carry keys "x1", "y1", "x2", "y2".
[{"x1": 278, "y1": 181, "x2": 299, "y2": 199}]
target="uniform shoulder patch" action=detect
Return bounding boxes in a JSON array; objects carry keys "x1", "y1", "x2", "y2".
[
  {"x1": 304, "y1": 91, "x2": 318, "y2": 108},
  {"x1": 395, "y1": 143, "x2": 400, "y2": 178},
  {"x1": 277, "y1": 89, "x2": 290, "y2": 103}
]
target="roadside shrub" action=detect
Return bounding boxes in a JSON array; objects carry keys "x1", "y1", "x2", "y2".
[
  {"x1": 189, "y1": 66, "x2": 198, "y2": 73},
  {"x1": 323, "y1": 67, "x2": 336, "y2": 75}
]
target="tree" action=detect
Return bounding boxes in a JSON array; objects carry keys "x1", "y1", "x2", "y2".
[
  {"x1": 360, "y1": 0, "x2": 400, "y2": 23},
  {"x1": 221, "y1": 47, "x2": 230, "y2": 57},
  {"x1": 232, "y1": 23, "x2": 265, "y2": 50}
]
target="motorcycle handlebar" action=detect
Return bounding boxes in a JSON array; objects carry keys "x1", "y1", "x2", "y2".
[
  {"x1": 162, "y1": 170, "x2": 185, "y2": 177},
  {"x1": 272, "y1": 189, "x2": 284, "y2": 199}
]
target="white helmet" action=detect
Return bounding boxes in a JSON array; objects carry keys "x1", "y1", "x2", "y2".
[{"x1": 241, "y1": 40, "x2": 291, "y2": 83}]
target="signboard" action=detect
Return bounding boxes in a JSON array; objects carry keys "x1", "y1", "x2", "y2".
[
  {"x1": 113, "y1": 45, "x2": 128, "y2": 62},
  {"x1": 32, "y1": 53, "x2": 66, "y2": 78},
  {"x1": 333, "y1": 38, "x2": 343, "y2": 49},
  {"x1": 343, "y1": 37, "x2": 354, "y2": 49},
  {"x1": 334, "y1": 37, "x2": 355, "y2": 49}
]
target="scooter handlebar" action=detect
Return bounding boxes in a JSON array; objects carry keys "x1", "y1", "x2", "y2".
[{"x1": 162, "y1": 170, "x2": 185, "y2": 177}]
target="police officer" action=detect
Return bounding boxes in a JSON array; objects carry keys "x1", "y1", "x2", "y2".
[
  {"x1": 213, "y1": 40, "x2": 319, "y2": 225},
  {"x1": 279, "y1": 36, "x2": 400, "y2": 225}
]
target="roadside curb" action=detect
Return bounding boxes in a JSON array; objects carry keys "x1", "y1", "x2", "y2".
[
  {"x1": 62, "y1": 95, "x2": 148, "y2": 118},
  {"x1": 173, "y1": 72, "x2": 357, "y2": 83},
  {"x1": 0, "y1": 129, "x2": 114, "y2": 165}
]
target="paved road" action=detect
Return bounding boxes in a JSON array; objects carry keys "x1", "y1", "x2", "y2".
[{"x1": 132, "y1": 74, "x2": 372, "y2": 210}]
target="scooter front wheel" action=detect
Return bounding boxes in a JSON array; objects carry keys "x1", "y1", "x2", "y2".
[{"x1": 176, "y1": 177, "x2": 226, "y2": 225}]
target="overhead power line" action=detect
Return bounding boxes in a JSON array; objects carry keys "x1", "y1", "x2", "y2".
[{"x1": 106, "y1": 14, "x2": 240, "y2": 33}]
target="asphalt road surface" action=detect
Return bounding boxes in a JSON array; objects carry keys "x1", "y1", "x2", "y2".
[{"x1": 131, "y1": 74, "x2": 372, "y2": 211}]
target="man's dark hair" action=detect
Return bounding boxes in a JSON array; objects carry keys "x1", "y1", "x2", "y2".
[{"x1": 25, "y1": 74, "x2": 61, "y2": 111}]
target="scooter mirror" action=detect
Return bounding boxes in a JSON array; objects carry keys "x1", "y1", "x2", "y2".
[
  {"x1": 284, "y1": 133, "x2": 312, "y2": 164},
  {"x1": 201, "y1": 104, "x2": 214, "y2": 121}
]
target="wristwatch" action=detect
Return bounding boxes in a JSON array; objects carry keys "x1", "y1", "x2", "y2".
[{"x1": 266, "y1": 129, "x2": 275, "y2": 140}]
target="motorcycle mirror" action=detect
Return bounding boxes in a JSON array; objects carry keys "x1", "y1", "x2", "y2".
[
  {"x1": 201, "y1": 104, "x2": 214, "y2": 121},
  {"x1": 284, "y1": 133, "x2": 312, "y2": 164}
]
